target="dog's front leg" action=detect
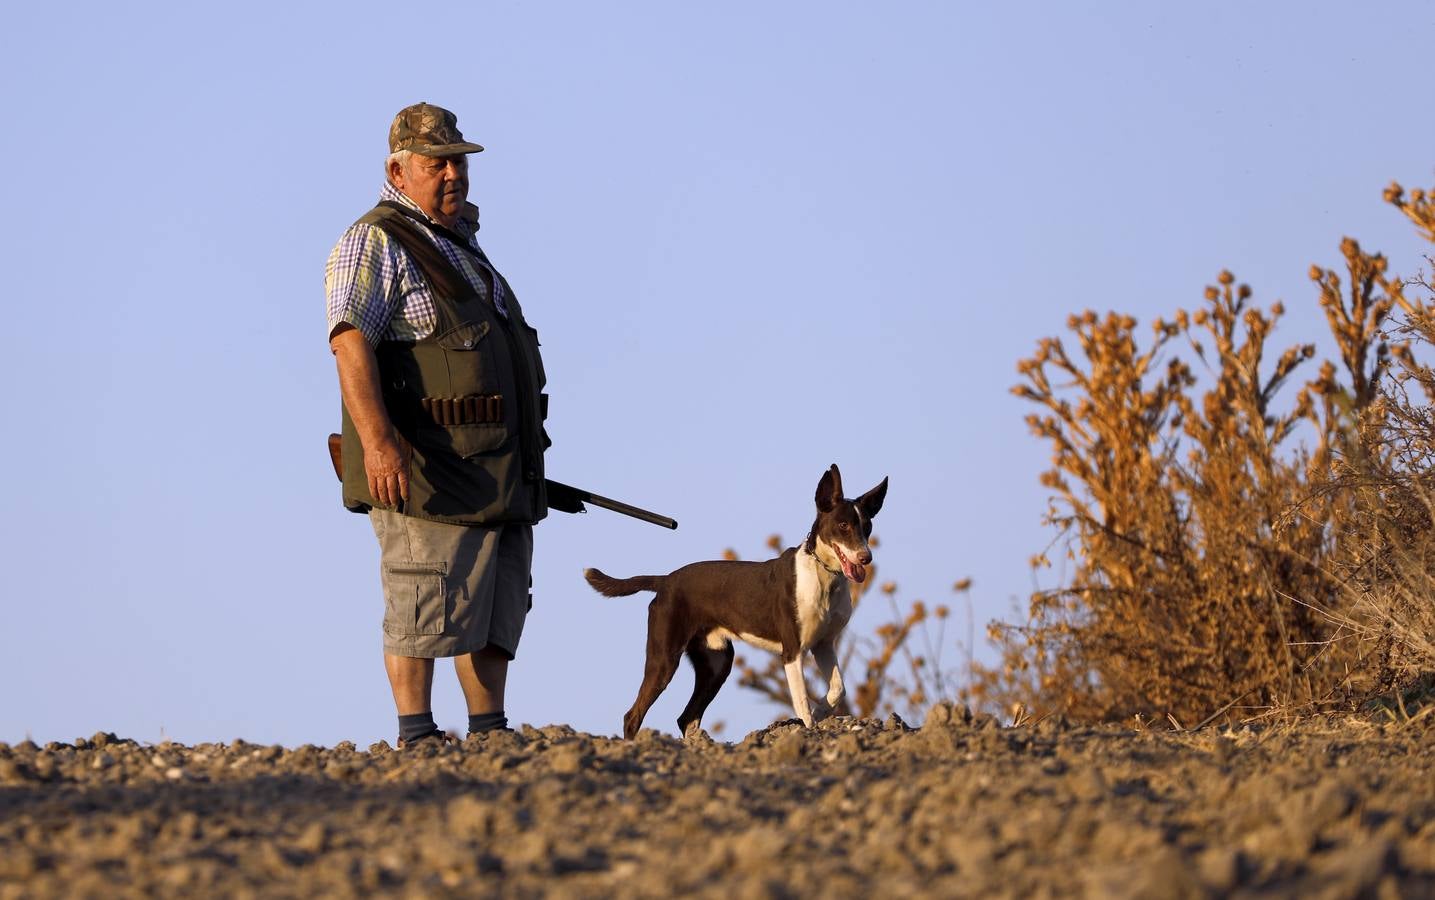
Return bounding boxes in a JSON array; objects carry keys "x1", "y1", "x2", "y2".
[
  {"x1": 811, "y1": 639, "x2": 844, "y2": 719},
  {"x1": 783, "y1": 656, "x2": 814, "y2": 727}
]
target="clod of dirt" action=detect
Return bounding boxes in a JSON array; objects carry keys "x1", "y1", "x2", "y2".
[{"x1": 768, "y1": 729, "x2": 806, "y2": 764}]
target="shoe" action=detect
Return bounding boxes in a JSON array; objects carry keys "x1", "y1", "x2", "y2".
[{"x1": 396, "y1": 729, "x2": 457, "y2": 750}]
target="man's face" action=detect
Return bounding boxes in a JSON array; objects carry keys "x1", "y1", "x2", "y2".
[{"x1": 390, "y1": 153, "x2": 469, "y2": 227}]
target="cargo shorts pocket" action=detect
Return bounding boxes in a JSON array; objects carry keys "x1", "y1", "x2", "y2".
[{"x1": 382, "y1": 562, "x2": 457, "y2": 636}]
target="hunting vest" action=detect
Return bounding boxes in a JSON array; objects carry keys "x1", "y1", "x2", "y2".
[{"x1": 340, "y1": 201, "x2": 550, "y2": 525}]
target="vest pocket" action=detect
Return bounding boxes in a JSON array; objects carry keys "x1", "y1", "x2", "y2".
[
  {"x1": 446, "y1": 423, "x2": 511, "y2": 459},
  {"x1": 422, "y1": 318, "x2": 514, "y2": 458},
  {"x1": 410, "y1": 416, "x2": 512, "y2": 460},
  {"x1": 437, "y1": 319, "x2": 490, "y2": 350},
  {"x1": 381, "y1": 562, "x2": 457, "y2": 636},
  {"x1": 436, "y1": 320, "x2": 501, "y2": 395}
]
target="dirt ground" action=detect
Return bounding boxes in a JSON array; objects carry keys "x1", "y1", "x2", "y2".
[{"x1": 1, "y1": 707, "x2": 1431, "y2": 898}]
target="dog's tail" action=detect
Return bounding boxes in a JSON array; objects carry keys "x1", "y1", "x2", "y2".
[{"x1": 584, "y1": 568, "x2": 666, "y2": 597}]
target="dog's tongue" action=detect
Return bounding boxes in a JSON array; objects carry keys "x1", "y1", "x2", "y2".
[{"x1": 842, "y1": 557, "x2": 867, "y2": 583}]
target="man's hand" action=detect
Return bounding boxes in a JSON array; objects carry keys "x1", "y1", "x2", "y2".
[
  {"x1": 365, "y1": 436, "x2": 410, "y2": 508},
  {"x1": 331, "y1": 323, "x2": 410, "y2": 509}
]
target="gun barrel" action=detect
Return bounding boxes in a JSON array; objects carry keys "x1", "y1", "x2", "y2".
[
  {"x1": 581, "y1": 492, "x2": 679, "y2": 530},
  {"x1": 546, "y1": 479, "x2": 677, "y2": 530}
]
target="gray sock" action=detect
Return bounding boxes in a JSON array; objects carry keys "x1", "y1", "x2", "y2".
[{"x1": 468, "y1": 711, "x2": 508, "y2": 734}]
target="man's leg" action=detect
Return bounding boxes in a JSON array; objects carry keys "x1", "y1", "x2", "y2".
[
  {"x1": 454, "y1": 645, "x2": 509, "y2": 715},
  {"x1": 456, "y1": 523, "x2": 530, "y2": 734},
  {"x1": 385, "y1": 654, "x2": 436, "y2": 714},
  {"x1": 386, "y1": 654, "x2": 445, "y2": 744}
]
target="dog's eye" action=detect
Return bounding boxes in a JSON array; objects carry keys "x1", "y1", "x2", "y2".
[{"x1": 839, "y1": 523, "x2": 850, "y2": 532}]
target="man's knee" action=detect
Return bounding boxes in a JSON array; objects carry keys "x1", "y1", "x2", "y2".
[{"x1": 476, "y1": 643, "x2": 514, "y2": 664}]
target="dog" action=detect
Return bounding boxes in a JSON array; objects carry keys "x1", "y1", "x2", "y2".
[{"x1": 585, "y1": 464, "x2": 888, "y2": 740}]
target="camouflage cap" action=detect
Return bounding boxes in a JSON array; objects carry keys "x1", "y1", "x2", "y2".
[{"x1": 389, "y1": 102, "x2": 484, "y2": 156}]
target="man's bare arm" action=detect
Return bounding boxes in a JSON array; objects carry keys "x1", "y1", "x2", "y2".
[{"x1": 330, "y1": 324, "x2": 409, "y2": 508}]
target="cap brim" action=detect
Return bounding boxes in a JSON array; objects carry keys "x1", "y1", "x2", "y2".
[{"x1": 413, "y1": 141, "x2": 485, "y2": 156}]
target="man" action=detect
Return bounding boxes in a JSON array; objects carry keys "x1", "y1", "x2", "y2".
[{"x1": 326, "y1": 102, "x2": 550, "y2": 747}]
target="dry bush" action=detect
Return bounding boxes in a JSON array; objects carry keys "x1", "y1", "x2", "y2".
[
  {"x1": 727, "y1": 534, "x2": 973, "y2": 723},
  {"x1": 1311, "y1": 182, "x2": 1435, "y2": 710},
  {"x1": 973, "y1": 189, "x2": 1417, "y2": 725},
  {"x1": 727, "y1": 179, "x2": 1435, "y2": 730}
]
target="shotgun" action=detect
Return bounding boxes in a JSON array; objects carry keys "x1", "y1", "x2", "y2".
[{"x1": 327, "y1": 434, "x2": 677, "y2": 529}]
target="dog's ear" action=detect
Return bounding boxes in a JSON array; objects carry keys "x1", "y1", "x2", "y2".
[
  {"x1": 816, "y1": 464, "x2": 842, "y2": 512},
  {"x1": 857, "y1": 476, "x2": 888, "y2": 520}
]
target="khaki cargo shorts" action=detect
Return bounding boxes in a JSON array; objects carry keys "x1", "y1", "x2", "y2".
[{"x1": 369, "y1": 509, "x2": 533, "y2": 659}]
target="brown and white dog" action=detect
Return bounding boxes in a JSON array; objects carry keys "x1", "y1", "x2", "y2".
[{"x1": 585, "y1": 464, "x2": 888, "y2": 740}]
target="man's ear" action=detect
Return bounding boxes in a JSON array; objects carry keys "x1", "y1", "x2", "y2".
[
  {"x1": 387, "y1": 157, "x2": 407, "y2": 190},
  {"x1": 857, "y1": 476, "x2": 888, "y2": 519},
  {"x1": 815, "y1": 464, "x2": 842, "y2": 512}
]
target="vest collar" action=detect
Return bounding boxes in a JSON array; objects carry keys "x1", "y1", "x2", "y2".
[{"x1": 379, "y1": 181, "x2": 480, "y2": 238}]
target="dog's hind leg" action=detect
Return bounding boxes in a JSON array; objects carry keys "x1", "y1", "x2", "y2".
[
  {"x1": 677, "y1": 636, "x2": 735, "y2": 740},
  {"x1": 622, "y1": 595, "x2": 687, "y2": 740}
]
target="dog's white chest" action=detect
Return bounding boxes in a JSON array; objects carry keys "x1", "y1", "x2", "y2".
[{"x1": 794, "y1": 550, "x2": 850, "y2": 648}]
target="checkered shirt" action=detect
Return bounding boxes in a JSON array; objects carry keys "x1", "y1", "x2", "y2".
[{"x1": 325, "y1": 181, "x2": 508, "y2": 345}]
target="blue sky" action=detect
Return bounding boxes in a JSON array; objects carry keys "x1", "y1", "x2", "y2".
[{"x1": 2, "y1": 2, "x2": 1432, "y2": 746}]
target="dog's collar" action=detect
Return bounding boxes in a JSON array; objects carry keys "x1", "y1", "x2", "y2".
[{"x1": 801, "y1": 537, "x2": 843, "y2": 576}]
